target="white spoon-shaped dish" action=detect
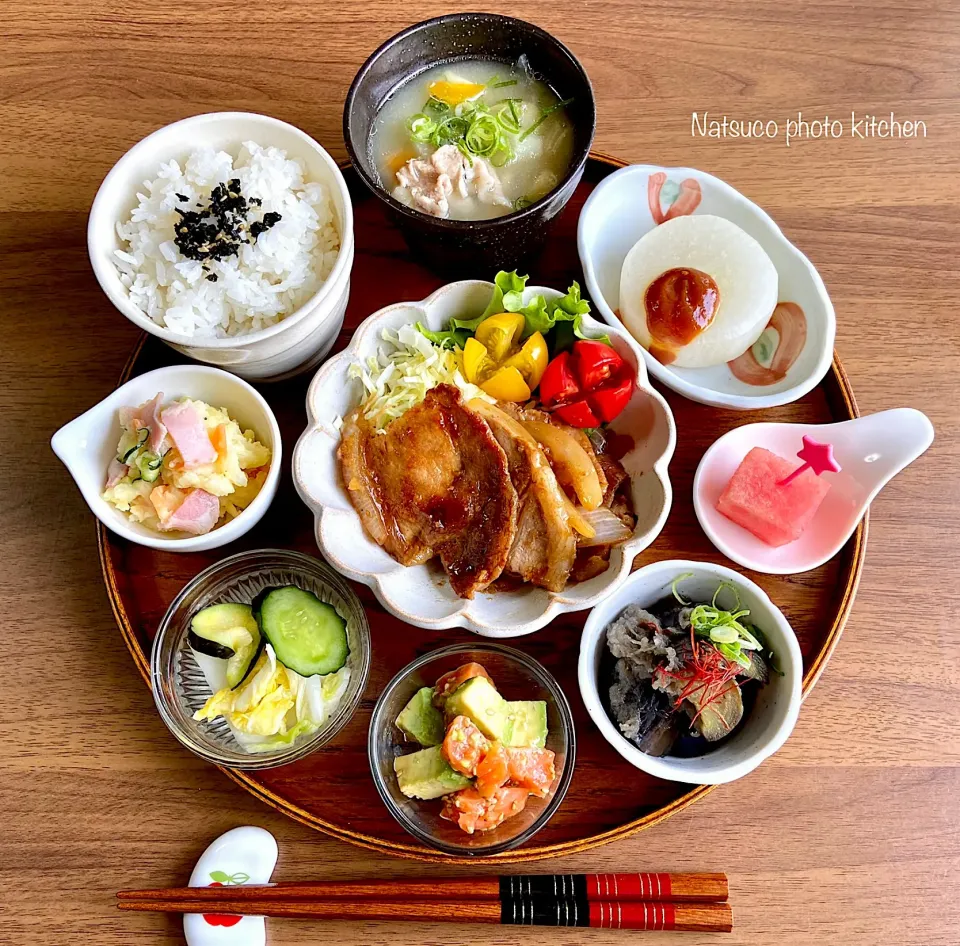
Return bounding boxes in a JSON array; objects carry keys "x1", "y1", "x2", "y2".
[
  {"x1": 693, "y1": 408, "x2": 934, "y2": 574},
  {"x1": 577, "y1": 163, "x2": 836, "y2": 409}
]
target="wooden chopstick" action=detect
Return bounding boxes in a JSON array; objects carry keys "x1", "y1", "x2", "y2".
[
  {"x1": 117, "y1": 896, "x2": 733, "y2": 932},
  {"x1": 118, "y1": 871, "x2": 728, "y2": 904}
]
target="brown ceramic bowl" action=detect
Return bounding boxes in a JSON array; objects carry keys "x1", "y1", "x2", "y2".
[{"x1": 343, "y1": 13, "x2": 596, "y2": 276}]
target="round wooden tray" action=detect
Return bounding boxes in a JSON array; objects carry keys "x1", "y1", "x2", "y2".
[{"x1": 100, "y1": 153, "x2": 866, "y2": 864}]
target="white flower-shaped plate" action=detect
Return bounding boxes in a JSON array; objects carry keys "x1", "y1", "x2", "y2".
[
  {"x1": 293, "y1": 280, "x2": 676, "y2": 637},
  {"x1": 578, "y1": 163, "x2": 836, "y2": 409}
]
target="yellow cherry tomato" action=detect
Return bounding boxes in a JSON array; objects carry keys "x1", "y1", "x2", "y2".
[
  {"x1": 479, "y1": 366, "x2": 532, "y2": 402},
  {"x1": 475, "y1": 312, "x2": 525, "y2": 362},
  {"x1": 428, "y1": 80, "x2": 486, "y2": 106},
  {"x1": 502, "y1": 331, "x2": 548, "y2": 389},
  {"x1": 462, "y1": 337, "x2": 490, "y2": 385}
]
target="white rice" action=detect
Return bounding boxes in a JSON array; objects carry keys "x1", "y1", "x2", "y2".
[{"x1": 113, "y1": 141, "x2": 340, "y2": 338}]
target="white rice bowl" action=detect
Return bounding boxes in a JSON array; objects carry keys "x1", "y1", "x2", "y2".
[{"x1": 114, "y1": 141, "x2": 341, "y2": 338}]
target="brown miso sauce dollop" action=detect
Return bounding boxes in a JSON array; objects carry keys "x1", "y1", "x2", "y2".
[{"x1": 644, "y1": 267, "x2": 720, "y2": 365}]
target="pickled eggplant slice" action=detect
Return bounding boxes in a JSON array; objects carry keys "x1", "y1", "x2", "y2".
[{"x1": 685, "y1": 682, "x2": 744, "y2": 742}]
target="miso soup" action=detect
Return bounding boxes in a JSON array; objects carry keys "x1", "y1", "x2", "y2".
[{"x1": 370, "y1": 59, "x2": 576, "y2": 221}]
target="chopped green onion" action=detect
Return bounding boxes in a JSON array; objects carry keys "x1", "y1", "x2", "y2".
[
  {"x1": 519, "y1": 97, "x2": 574, "y2": 141},
  {"x1": 513, "y1": 196, "x2": 533, "y2": 210},
  {"x1": 496, "y1": 102, "x2": 522, "y2": 134},
  {"x1": 671, "y1": 572, "x2": 694, "y2": 604},
  {"x1": 490, "y1": 142, "x2": 514, "y2": 167},
  {"x1": 489, "y1": 78, "x2": 518, "y2": 89},
  {"x1": 423, "y1": 96, "x2": 451, "y2": 117},
  {"x1": 455, "y1": 139, "x2": 474, "y2": 165},
  {"x1": 712, "y1": 580, "x2": 742, "y2": 611},
  {"x1": 464, "y1": 113, "x2": 500, "y2": 156},
  {"x1": 407, "y1": 114, "x2": 437, "y2": 141}
]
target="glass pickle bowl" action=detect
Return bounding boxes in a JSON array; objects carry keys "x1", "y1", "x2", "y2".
[
  {"x1": 368, "y1": 642, "x2": 575, "y2": 856},
  {"x1": 151, "y1": 548, "x2": 371, "y2": 770}
]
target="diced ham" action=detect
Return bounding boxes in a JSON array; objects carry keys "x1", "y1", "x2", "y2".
[
  {"x1": 120, "y1": 393, "x2": 169, "y2": 454},
  {"x1": 157, "y1": 488, "x2": 221, "y2": 535},
  {"x1": 105, "y1": 457, "x2": 129, "y2": 489},
  {"x1": 142, "y1": 393, "x2": 168, "y2": 453},
  {"x1": 160, "y1": 401, "x2": 217, "y2": 470}
]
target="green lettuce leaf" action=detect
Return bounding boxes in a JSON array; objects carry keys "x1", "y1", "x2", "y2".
[
  {"x1": 415, "y1": 322, "x2": 469, "y2": 349},
  {"x1": 426, "y1": 272, "x2": 611, "y2": 354}
]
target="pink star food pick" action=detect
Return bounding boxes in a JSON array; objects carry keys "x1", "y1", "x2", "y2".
[{"x1": 777, "y1": 435, "x2": 841, "y2": 487}]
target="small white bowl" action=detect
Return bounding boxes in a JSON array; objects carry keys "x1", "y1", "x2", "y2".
[
  {"x1": 578, "y1": 559, "x2": 802, "y2": 784},
  {"x1": 88, "y1": 112, "x2": 355, "y2": 381},
  {"x1": 293, "y1": 280, "x2": 676, "y2": 638},
  {"x1": 51, "y1": 365, "x2": 281, "y2": 552},
  {"x1": 578, "y1": 163, "x2": 836, "y2": 409}
]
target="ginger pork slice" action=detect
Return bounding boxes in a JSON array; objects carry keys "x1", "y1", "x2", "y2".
[
  {"x1": 467, "y1": 399, "x2": 577, "y2": 593},
  {"x1": 337, "y1": 384, "x2": 518, "y2": 598}
]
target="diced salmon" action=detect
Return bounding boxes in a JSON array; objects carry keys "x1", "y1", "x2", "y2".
[
  {"x1": 433, "y1": 663, "x2": 494, "y2": 707},
  {"x1": 439, "y1": 785, "x2": 530, "y2": 834},
  {"x1": 505, "y1": 747, "x2": 556, "y2": 798},
  {"x1": 442, "y1": 715, "x2": 489, "y2": 777},
  {"x1": 474, "y1": 741, "x2": 509, "y2": 798}
]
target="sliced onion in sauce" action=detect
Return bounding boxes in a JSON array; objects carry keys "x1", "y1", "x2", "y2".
[{"x1": 576, "y1": 507, "x2": 633, "y2": 547}]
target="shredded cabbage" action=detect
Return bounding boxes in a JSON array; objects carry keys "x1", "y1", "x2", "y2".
[
  {"x1": 347, "y1": 324, "x2": 493, "y2": 431},
  {"x1": 193, "y1": 645, "x2": 352, "y2": 752}
]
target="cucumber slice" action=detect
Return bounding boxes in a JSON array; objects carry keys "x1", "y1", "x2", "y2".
[
  {"x1": 188, "y1": 603, "x2": 263, "y2": 687},
  {"x1": 135, "y1": 451, "x2": 163, "y2": 483},
  {"x1": 252, "y1": 587, "x2": 348, "y2": 677},
  {"x1": 118, "y1": 427, "x2": 149, "y2": 463}
]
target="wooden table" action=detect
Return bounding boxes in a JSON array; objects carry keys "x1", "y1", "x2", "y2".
[{"x1": 3, "y1": 2, "x2": 959, "y2": 944}]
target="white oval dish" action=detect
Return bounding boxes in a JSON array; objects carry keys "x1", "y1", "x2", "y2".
[
  {"x1": 88, "y1": 112, "x2": 355, "y2": 381},
  {"x1": 293, "y1": 280, "x2": 676, "y2": 638},
  {"x1": 579, "y1": 559, "x2": 802, "y2": 784},
  {"x1": 51, "y1": 365, "x2": 281, "y2": 552},
  {"x1": 578, "y1": 163, "x2": 836, "y2": 409}
]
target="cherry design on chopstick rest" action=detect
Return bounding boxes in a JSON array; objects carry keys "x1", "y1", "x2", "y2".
[
  {"x1": 184, "y1": 826, "x2": 278, "y2": 946},
  {"x1": 203, "y1": 874, "x2": 250, "y2": 928}
]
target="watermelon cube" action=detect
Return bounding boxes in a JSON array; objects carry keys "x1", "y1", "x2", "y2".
[{"x1": 717, "y1": 447, "x2": 831, "y2": 547}]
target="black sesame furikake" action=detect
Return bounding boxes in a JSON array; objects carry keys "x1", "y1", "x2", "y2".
[{"x1": 173, "y1": 178, "x2": 281, "y2": 264}]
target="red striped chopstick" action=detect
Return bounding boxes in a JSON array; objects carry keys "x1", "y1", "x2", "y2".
[
  {"x1": 117, "y1": 896, "x2": 733, "y2": 932},
  {"x1": 118, "y1": 871, "x2": 728, "y2": 904}
]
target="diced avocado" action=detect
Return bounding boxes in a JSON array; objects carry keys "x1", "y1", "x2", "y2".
[
  {"x1": 393, "y1": 746, "x2": 471, "y2": 800},
  {"x1": 444, "y1": 676, "x2": 508, "y2": 740},
  {"x1": 503, "y1": 700, "x2": 548, "y2": 748},
  {"x1": 395, "y1": 687, "x2": 445, "y2": 747}
]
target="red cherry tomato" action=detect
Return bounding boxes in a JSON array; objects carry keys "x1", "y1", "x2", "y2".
[
  {"x1": 553, "y1": 398, "x2": 600, "y2": 427},
  {"x1": 537, "y1": 350, "x2": 579, "y2": 407},
  {"x1": 589, "y1": 371, "x2": 634, "y2": 422},
  {"x1": 538, "y1": 340, "x2": 634, "y2": 427},
  {"x1": 573, "y1": 340, "x2": 623, "y2": 389}
]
